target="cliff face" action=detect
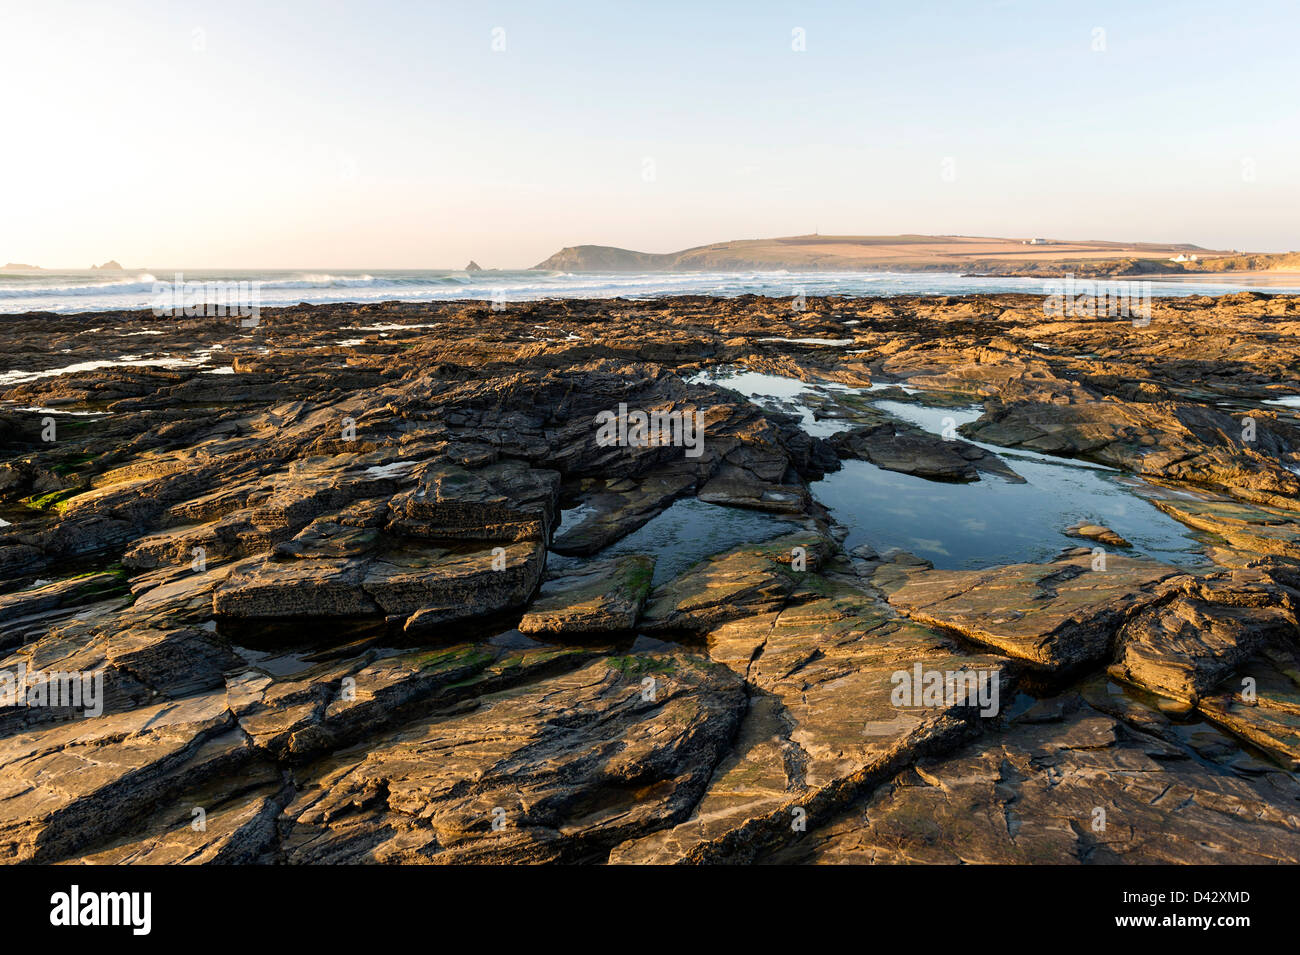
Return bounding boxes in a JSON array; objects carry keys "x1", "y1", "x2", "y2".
[
  {"x1": 976, "y1": 251, "x2": 1300, "y2": 279},
  {"x1": 1183, "y1": 251, "x2": 1300, "y2": 272},
  {"x1": 531, "y1": 240, "x2": 848, "y2": 271}
]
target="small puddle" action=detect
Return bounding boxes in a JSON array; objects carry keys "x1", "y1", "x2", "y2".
[
  {"x1": 342, "y1": 322, "x2": 441, "y2": 332},
  {"x1": 0, "y1": 353, "x2": 214, "y2": 386},
  {"x1": 757, "y1": 337, "x2": 854, "y2": 346},
  {"x1": 0, "y1": 502, "x2": 56, "y2": 528},
  {"x1": 873, "y1": 400, "x2": 982, "y2": 434},
  {"x1": 232, "y1": 647, "x2": 321, "y2": 678},
  {"x1": 550, "y1": 497, "x2": 801, "y2": 586},
  {"x1": 865, "y1": 380, "x2": 918, "y2": 394},
  {"x1": 690, "y1": 365, "x2": 854, "y2": 438},
  {"x1": 14, "y1": 406, "x2": 113, "y2": 418},
  {"x1": 1090, "y1": 677, "x2": 1297, "y2": 774}
]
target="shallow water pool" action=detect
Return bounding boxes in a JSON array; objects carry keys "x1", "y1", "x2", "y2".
[
  {"x1": 551, "y1": 497, "x2": 802, "y2": 585},
  {"x1": 696, "y1": 364, "x2": 1208, "y2": 570},
  {"x1": 813, "y1": 457, "x2": 1205, "y2": 569}
]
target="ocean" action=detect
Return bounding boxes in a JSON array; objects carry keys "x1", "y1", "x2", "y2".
[{"x1": 2, "y1": 268, "x2": 1298, "y2": 315}]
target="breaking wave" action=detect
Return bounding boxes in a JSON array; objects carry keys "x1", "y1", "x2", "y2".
[{"x1": 3, "y1": 268, "x2": 1298, "y2": 315}]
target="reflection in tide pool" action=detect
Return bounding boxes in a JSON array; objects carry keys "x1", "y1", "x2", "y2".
[
  {"x1": 873, "y1": 399, "x2": 1120, "y2": 471},
  {"x1": 689, "y1": 366, "x2": 853, "y2": 437},
  {"x1": 693, "y1": 363, "x2": 1208, "y2": 570},
  {"x1": 814, "y1": 458, "x2": 1205, "y2": 570}
]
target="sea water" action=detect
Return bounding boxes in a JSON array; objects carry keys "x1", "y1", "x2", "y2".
[{"x1": 4, "y1": 268, "x2": 1299, "y2": 314}]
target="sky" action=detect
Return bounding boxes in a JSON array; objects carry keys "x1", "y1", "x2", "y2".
[{"x1": 2, "y1": 0, "x2": 1297, "y2": 268}]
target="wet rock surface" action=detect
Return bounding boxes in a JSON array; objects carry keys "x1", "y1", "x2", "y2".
[
  {"x1": 518, "y1": 555, "x2": 654, "y2": 635},
  {"x1": 878, "y1": 549, "x2": 1180, "y2": 671},
  {"x1": 763, "y1": 689, "x2": 1300, "y2": 864},
  {"x1": 1, "y1": 292, "x2": 1299, "y2": 864},
  {"x1": 831, "y1": 422, "x2": 1021, "y2": 483}
]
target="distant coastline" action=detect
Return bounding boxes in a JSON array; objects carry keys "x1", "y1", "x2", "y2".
[{"x1": 531, "y1": 234, "x2": 1297, "y2": 278}]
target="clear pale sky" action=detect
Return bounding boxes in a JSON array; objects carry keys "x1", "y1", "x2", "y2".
[{"x1": 3, "y1": 0, "x2": 1296, "y2": 268}]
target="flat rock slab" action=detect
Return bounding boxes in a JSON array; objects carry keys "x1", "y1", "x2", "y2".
[
  {"x1": 611, "y1": 585, "x2": 1012, "y2": 863},
  {"x1": 831, "y1": 424, "x2": 1022, "y2": 483},
  {"x1": 362, "y1": 540, "x2": 545, "y2": 620},
  {"x1": 883, "y1": 550, "x2": 1178, "y2": 670},
  {"x1": 212, "y1": 539, "x2": 546, "y2": 629},
  {"x1": 697, "y1": 464, "x2": 809, "y2": 513},
  {"x1": 226, "y1": 642, "x2": 591, "y2": 763},
  {"x1": 765, "y1": 694, "x2": 1300, "y2": 864},
  {"x1": 1066, "y1": 521, "x2": 1130, "y2": 548},
  {"x1": 0, "y1": 572, "x2": 128, "y2": 651},
  {"x1": 639, "y1": 531, "x2": 829, "y2": 633},
  {"x1": 0, "y1": 571, "x2": 124, "y2": 625},
  {"x1": 387, "y1": 459, "x2": 560, "y2": 542},
  {"x1": 0, "y1": 692, "x2": 249, "y2": 863},
  {"x1": 212, "y1": 556, "x2": 379, "y2": 617},
  {"x1": 280, "y1": 652, "x2": 745, "y2": 863},
  {"x1": 0, "y1": 623, "x2": 243, "y2": 734},
  {"x1": 75, "y1": 762, "x2": 292, "y2": 864},
  {"x1": 518, "y1": 555, "x2": 655, "y2": 635},
  {"x1": 1151, "y1": 497, "x2": 1300, "y2": 560}
]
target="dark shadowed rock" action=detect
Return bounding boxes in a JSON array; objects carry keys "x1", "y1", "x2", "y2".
[{"x1": 831, "y1": 423, "x2": 1022, "y2": 483}]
